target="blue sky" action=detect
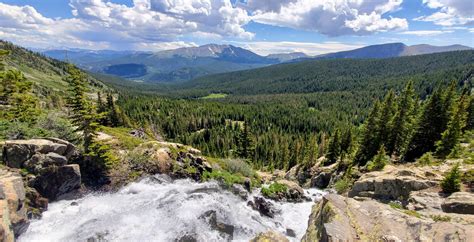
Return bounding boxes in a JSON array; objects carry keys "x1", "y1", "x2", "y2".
[{"x1": 0, "y1": 0, "x2": 472, "y2": 55}]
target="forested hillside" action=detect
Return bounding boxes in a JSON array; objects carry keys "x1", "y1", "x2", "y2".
[
  {"x1": 176, "y1": 50, "x2": 473, "y2": 97},
  {"x1": 116, "y1": 51, "x2": 473, "y2": 170}
]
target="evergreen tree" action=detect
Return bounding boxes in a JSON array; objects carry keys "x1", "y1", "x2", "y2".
[
  {"x1": 236, "y1": 121, "x2": 254, "y2": 159},
  {"x1": 378, "y1": 90, "x2": 397, "y2": 146},
  {"x1": 65, "y1": 64, "x2": 98, "y2": 153},
  {"x1": 325, "y1": 129, "x2": 341, "y2": 165},
  {"x1": 441, "y1": 163, "x2": 461, "y2": 194},
  {"x1": 96, "y1": 92, "x2": 108, "y2": 125},
  {"x1": 367, "y1": 145, "x2": 388, "y2": 171},
  {"x1": 106, "y1": 93, "x2": 120, "y2": 127},
  {"x1": 355, "y1": 101, "x2": 381, "y2": 166},
  {"x1": 387, "y1": 81, "x2": 416, "y2": 156},
  {"x1": 435, "y1": 89, "x2": 470, "y2": 157},
  {"x1": 466, "y1": 96, "x2": 474, "y2": 131},
  {"x1": 404, "y1": 87, "x2": 450, "y2": 161},
  {"x1": 340, "y1": 128, "x2": 353, "y2": 161}
]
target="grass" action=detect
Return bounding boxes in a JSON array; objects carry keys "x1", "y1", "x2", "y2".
[
  {"x1": 200, "y1": 93, "x2": 228, "y2": 99},
  {"x1": 261, "y1": 182, "x2": 287, "y2": 198},
  {"x1": 430, "y1": 215, "x2": 451, "y2": 222},
  {"x1": 388, "y1": 201, "x2": 403, "y2": 209},
  {"x1": 403, "y1": 210, "x2": 422, "y2": 218},
  {"x1": 100, "y1": 126, "x2": 147, "y2": 150}
]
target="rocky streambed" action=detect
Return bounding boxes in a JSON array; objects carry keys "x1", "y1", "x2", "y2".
[{"x1": 19, "y1": 175, "x2": 324, "y2": 242}]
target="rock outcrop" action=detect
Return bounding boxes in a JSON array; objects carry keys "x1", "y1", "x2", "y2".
[
  {"x1": 1, "y1": 139, "x2": 81, "y2": 201},
  {"x1": 263, "y1": 180, "x2": 308, "y2": 202},
  {"x1": 441, "y1": 192, "x2": 474, "y2": 215},
  {"x1": 250, "y1": 231, "x2": 289, "y2": 242},
  {"x1": 0, "y1": 169, "x2": 29, "y2": 241},
  {"x1": 302, "y1": 193, "x2": 474, "y2": 242},
  {"x1": 248, "y1": 197, "x2": 279, "y2": 218},
  {"x1": 348, "y1": 165, "x2": 439, "y2": 200}
]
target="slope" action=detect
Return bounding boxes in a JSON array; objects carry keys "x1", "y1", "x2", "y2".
[{"x1": 176, "y1": 50, "x2": 474, "y2": 96}]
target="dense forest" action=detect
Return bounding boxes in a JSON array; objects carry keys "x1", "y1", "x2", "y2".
[{"x1": 116, "y1": 50, "x2": 473, "y2": 170}]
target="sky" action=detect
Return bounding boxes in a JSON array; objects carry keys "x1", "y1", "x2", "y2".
[{"x1": 0, "y1": 0, "x2": 472, "y2": 55}]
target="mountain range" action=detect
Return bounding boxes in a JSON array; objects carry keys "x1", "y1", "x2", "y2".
[{"x1": 42, "y1": 43, "x2": 471, "y2": 83}]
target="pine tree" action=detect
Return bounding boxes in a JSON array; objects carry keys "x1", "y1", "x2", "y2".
[
  {"x1": 96, "y1": 92, "x2": 108, "y2": 125},
  {"x1": 325, "y1": 129, "x2": 341, "y2": 165},
  {"x1": 106, "y1": 93, "x2": 120, "y2": 127},
  {"x1": 387, "y1": 81, "x2": 416, "y2": 156},
  {"x1": 435, "y1": 89, "x2": 470, "y2": 157},
  {"x1": 367, "y1": 145, "x2": 388, "y2": 171},
  {"x1": 236, "y1": 121, "x2": 254, "y2": 159},
  {"x1": 65, "y1": 64, "x2": 98, "y2": 153},
  {"x1": 378, "y1": 90, "x2": 397, "y2": 146},
  {"x1": 340, "y1": 128, "x2": 353, "y2": 162},
  {"x1": 466, "y1": 96, "x2": 474, "y2": 131},
  {"x1": 441, "y1": 163, "x2": 461, "y2": 194},
  {"x1": 355, "y1": 101, "x2": 381, "y2": 166},
  {"x1": 404, "y1": 87, "x2": 450, "y2": 161}
]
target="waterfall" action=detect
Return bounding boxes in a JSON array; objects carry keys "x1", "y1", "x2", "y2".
[{"x1": 20, "y1": 175, "x2": 324, "y2": 242}]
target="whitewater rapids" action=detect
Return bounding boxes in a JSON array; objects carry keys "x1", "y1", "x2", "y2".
[{"x1": 19, "y1": 175, "x2": 324, "y2": 242}]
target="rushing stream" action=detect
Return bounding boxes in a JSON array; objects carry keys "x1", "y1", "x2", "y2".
[{"x1": 19, "y1": 175, "x2": 324, "y2": 242}]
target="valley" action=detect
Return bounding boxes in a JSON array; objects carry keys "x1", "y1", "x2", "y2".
[{"x1": 0, "y1": 40, "x2": 473, "y2": 242}]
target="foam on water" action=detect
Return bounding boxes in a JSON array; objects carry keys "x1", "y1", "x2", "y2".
[{"x1": 19, "y1": 175, "x2": 325, "y2": 242}]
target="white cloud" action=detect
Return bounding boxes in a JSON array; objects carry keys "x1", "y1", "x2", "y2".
[
  {"x1": 416, "y1": 0, "x2": 474, "y2": 26},
  {"x1": 230, "y1": 41, "x2": 364, "y2": 56},
  {"x1": 399, "y1": 30, "x2": 454, "y2": 36},
  {"x1": 0, "y1": 0, "x2": 253, "y2": 50},
  {"x1": 242, "y1": 0, "x2": 408, "y2": 36}
]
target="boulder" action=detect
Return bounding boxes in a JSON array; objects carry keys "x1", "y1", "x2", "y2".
[
  {"x1": 199, "y1": 210, "x2": 234, "y2": 239},
  {"x1": 250, "y1": 231, "x2": 289, "y2": 242},
  {"x1": 248, "y1": 196, "x2": 279, "y2": 218},
  {"x1": 0, "y1": 169, "x2": 29, "y2": 240},
  {"x1": 442, "y1": 192, "x2": 474, "y2": 215},
  {"x1": 2, "y1": 139, "x2": 77, "y2": 169},
  {"x1": 348, "y1": 165, "x2": 439, "y2": 200},
  {"x1": 302, "y1": 193, "x2": 474, "y2": 242},
  {"x1": 31, "y1": 164, "x2": 81, "y2": 200},
  {"x1": 264, "y1": 180, "x2": 307, "y2": 202},
  {"x1": 310, "y1": 172, "x2": 332, "y2": 189},
  {"x1": 231, "y1": 184, "x2": 248, "y2": 200},
  {"x1": 407, "y1": 191, "x2": 444, "y2": 211},
  {"x1": 24, "y1": 153, "x2": 68, "y2": 173}
]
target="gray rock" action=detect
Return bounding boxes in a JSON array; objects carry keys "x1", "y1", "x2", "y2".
[
  {"x1": 248, "y1": 197, "x2": 279, "y2": 218},
  {"x1": 199, "y1": 210, "x2": 234, "y2": 239},
  {"x1": 311, "y1": 172, "x2": 331, "y2": 188},
  {"x1": 348, "y1": 166, "x2": 438, "y2": 200},
  {"x1": 3, "y1": 139, "x2": 69, "y2": 168},
  {"x1": 302, "y1": 194, "x2": 474, "y2": 242},
  {"x1": 442, "y1": 192, "x2": 474, "y2": 215},
  {"x1": 231, "y1": 184, "x2": 248, "y2": 200},
  {"x1": 31, "y1": 164, "x2": 81, "y2": 200},
  {"x1": 0, "y1": 170, "x2": 29, "y2": 240}
]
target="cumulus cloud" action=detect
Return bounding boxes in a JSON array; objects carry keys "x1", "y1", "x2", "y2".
[
  {"x1": 0, "y1": 0, "x2": 411, "y2": 50},
  {"x1": 416, "y1": 0, "x2": 474, "y2": 26},
  {"x1": 241, "y1": 0, "x2": 408, "y2": 36},
  {"x1": 0, "y1": 0, "x2": 253, "y2": 49}
]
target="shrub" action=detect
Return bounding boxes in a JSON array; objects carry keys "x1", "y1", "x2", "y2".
[
  {"x1": 261, "y1": 182, "x2": 287, "y2": 197},
  {"x1": 430, "y1": 215, "x2": 451, "y2": 222},
  {"x1": 334, "y1": 178, "x2": 351, "y2": 194},
  {"x1": 367, "y1": 146, "x2": 388, "y2": 171},
  {"x1": 441, "y1": 163, "x2": 461, "y2": 194},
  {"x1": 202, "y1": 170, "x2": 245, "y2": 187},
  {"x1": 417, "y1": 152, "x2": 434, "y2": 166},
  {"x1": 388, "y1": 201, "x2": 403, "y2": 209},
  {"x1": 221, "y1": 158, "x2": 254, "y2": 177}
]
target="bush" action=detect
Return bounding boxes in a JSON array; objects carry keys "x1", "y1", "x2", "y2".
[
  {"x1": 261, "y1": 182, "x2": 287, "y2": 197},
  {"x1": 334, "y1": 178, "x2": 351, "y2": 194},
  {"x1": 441, "y1": 163, "x2": 461, "y2": 194},
  {"x1": 221, "y1": 158, "x2": 254, "y2": 177},
  {"x1": 367, "y1": 146, "x2": 388, "y2": 171},
  {"x1": 202, "y1": 170, "x2": 245, "y2": 187},
  {"x1": 417, "y1": 152, "x2": 434, "y2": 166}
]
